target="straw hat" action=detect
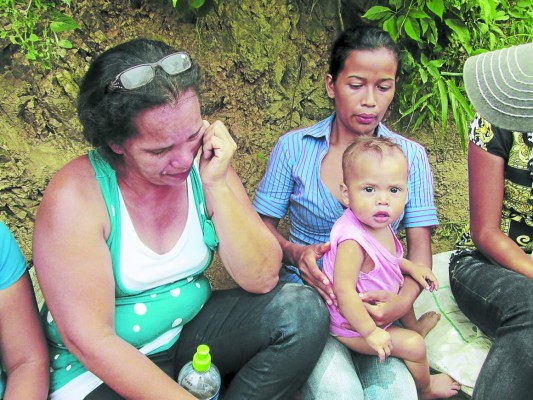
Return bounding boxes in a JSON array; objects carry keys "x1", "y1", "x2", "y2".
[{"x1": 463, "y1": 43, "x2": 533, "y2": 132}]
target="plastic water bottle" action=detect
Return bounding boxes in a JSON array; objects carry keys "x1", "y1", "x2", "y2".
[{"x1": 178, "y1": 344, "x2": 221, "y2": 399}]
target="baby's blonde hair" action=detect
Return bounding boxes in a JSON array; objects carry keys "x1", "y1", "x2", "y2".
[{"x1": 342, "y1": 136, "x2": 406, "y2": 183}]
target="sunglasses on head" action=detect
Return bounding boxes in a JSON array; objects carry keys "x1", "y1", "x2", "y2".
[{"x1": 107, "y1": 52, "x2": 192, "y2": 91}]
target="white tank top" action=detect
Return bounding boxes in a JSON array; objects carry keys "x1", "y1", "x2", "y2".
[{"x1": 118, "y1": 177, "x2": 210, "y2": 291}]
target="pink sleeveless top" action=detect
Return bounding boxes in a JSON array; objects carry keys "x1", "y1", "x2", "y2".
[{"x1": 323, "y1": 209, "x2": 404, "y2": 337}]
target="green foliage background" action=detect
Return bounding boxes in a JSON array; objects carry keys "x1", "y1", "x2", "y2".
[
  {"x1": 362, "y1": 0, "x2": 532, "y2": 148},
  {"x1": 1, "y1": 0, "x2": 79, "y2": 69},
  {"x1": 3, "y1": 0, "x2": 531, "y2": 145},
  {"x1": 0, "y1": 0, "x2": 472, "y2": 303}
]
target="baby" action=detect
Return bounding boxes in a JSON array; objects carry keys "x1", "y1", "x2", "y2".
[{"x1": 323, "y1": 136, "x2": 460, "y2": 399}]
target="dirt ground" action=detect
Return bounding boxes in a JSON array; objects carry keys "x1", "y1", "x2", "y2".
[
  {"x1": 0, "y1": 0, "x2": 469, "y2": 397},
  {"x1": 0, "y1": 0, "x2": 469, "y2": 282}
]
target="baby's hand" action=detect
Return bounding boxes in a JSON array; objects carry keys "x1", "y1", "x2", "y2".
[
  {"x1": 413, "y1": 265, "x2": 439, "y2": 292},
  {"x1": 364, "y1": 327, "x2": 392, "y2": 363},
  {"x1": 400, "y1": 259, "x2": 439, "y2": 292}
]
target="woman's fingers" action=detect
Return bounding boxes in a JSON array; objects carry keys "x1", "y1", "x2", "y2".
[
  {"x1": 200, "y1": 120, "x2": 238, "y2": 185},
  {"x1": 202, "y1": 120, "x2": 237, "y2": 159}
]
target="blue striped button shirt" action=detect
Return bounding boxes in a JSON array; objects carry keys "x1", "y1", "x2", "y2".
[{"x1": 254, "y1": 114, "x2": 438, "y2": 279}]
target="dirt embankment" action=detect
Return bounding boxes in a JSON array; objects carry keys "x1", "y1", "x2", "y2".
[{"x1": 0, "y1": 0, "x2": 468, "y2": 294}]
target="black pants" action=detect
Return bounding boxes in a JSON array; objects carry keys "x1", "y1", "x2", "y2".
[
  {"x1": 85, "y1": 282, "x2": 329, "y2": 400},
  {"x1": 450, "y1": 250, "x2": 533, "y2": 400}
]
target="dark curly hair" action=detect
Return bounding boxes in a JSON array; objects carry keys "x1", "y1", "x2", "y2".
[
  {"x1": 77, "y1": 38, "x2": 202, "y2": 163},
  {"x1": 328, "y1": 25, "x2": 401, "y2": 83}
]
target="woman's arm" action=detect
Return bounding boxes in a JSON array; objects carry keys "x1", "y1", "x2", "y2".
[
  {"x1": 260, "y1": 216, "x2": 334, "y2": 303},
  {"x1": 394, "y1": 227, "x2": 432, "y2": 309},
  {"x1": 253, "y1": 128, "x2": 335, "y2": 301},
  {"x1": 468, "y1": 142, "x2": 533, "y2": 277},
  {"x1": 0, "y1": 272, "x2": 48, "y2": 400},
  {"x1": 406, "y1": 226, "x2": 433, "y2": 267},
  {"x1": 200, "y1": 121, "x2": 282, "y2": 293},
  {"x1": 34, "y1": 158, "x2": 196, "y2": 399},
  {"x1": 396, "y1": 143, "x2": 437, "y2": 314}
]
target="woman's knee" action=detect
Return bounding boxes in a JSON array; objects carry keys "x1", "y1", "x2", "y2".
[
  {"x1": 266, "y1": 283, "x2": 329, "y2": 345},
  {"x1": 302, "y1": 337, "x2": 364, "y2": 399},
  {"x1": 284, "y1": 283, "x2": 329, "y2": 326},
  {"x1": 451, "y1": 255, "x2": 533, "y2": 338},
  {"x1": 500, "y1": 282, "x2": 533, "y2": 332}
]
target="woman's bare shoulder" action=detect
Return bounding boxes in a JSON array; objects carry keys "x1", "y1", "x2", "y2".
[
  {"x1": 38, "y1": 154, "x2": 109, "y2": 227},
  {"x1": 45, "y1": 154, "x2": 99, "y2": 196},
  {"x1": 52, "y1": 154, "x2": 94, "y2": 179}
]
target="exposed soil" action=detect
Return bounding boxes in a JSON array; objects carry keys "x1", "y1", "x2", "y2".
[
  {"x1": 0, "y1": 1, "x2": 469, "y2": 396},
  {"x1": 0, "y1": 0, "x2": 469, "y2": 284},
  {"x1": 0, "y1": 0, "x2": 469, "y2": 292}
]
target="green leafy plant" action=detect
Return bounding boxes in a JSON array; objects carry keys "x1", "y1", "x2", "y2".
[
  {"x1": 170, "y1": 0, "x2": 205, "y2": 9},
  {"x1": 0, "y1": 0, "x2": 79, "y2": 69},
  {"x1": 363, "y1": 0, "x2": 532, "y2": 148}
]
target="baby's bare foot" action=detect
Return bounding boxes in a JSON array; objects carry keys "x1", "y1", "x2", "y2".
[
  {"x1": 419, "y1": 373, "x2": 461, "y2": 399},
  {"x1": 415, "y1": 311, "x2": 441, "y2": 338}
]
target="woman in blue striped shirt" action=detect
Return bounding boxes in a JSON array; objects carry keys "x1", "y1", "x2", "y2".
[{"x1": 254, "y1": 25, "x2": 439, "y2": 400}]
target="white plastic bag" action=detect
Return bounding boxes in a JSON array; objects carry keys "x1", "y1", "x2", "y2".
[{"x1": 413, "y1": 251, "x2": 492, "y2": 396}]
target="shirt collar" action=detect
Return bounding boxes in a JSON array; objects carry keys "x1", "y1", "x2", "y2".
[
  {"x1": 302, "y1": 112, "x2": 391, "y2": 140},
  {"x1": 302, "y1": 113, "x2": 335, "y2": 139},
  {"x1": 376, "y1": 122, "x2": 392, "y2": 137}
]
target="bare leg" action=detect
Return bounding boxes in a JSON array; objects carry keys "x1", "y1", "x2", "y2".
[
  {"x1": 337, "y1": 326, "x2": 460, "y2": 399},
  {"x1": 401, "y1": 307, "x2": 440, "y2": 338}
]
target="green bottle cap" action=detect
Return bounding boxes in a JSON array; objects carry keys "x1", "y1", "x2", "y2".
[{"x1": 192, "y1": 344, "x2": 212, "y2": 372}]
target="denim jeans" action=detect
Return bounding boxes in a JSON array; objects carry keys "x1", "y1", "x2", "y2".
[
  {"x1": 450, "y1": 250, "x2": 533, "y2": 400},
  {"x1": 85, "y1": 283, "x2": 329, "y2": 400},
  {"x1": 280, "y1": 267, "x2": 417, "y2": 400},
  {"x1": 300, "y1": 335, "x2": 417, "y2": 400}
]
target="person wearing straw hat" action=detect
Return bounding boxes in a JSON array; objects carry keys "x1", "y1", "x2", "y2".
[{"x1": 450, "y1": 42, "x2": 533, "y2": 400}]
